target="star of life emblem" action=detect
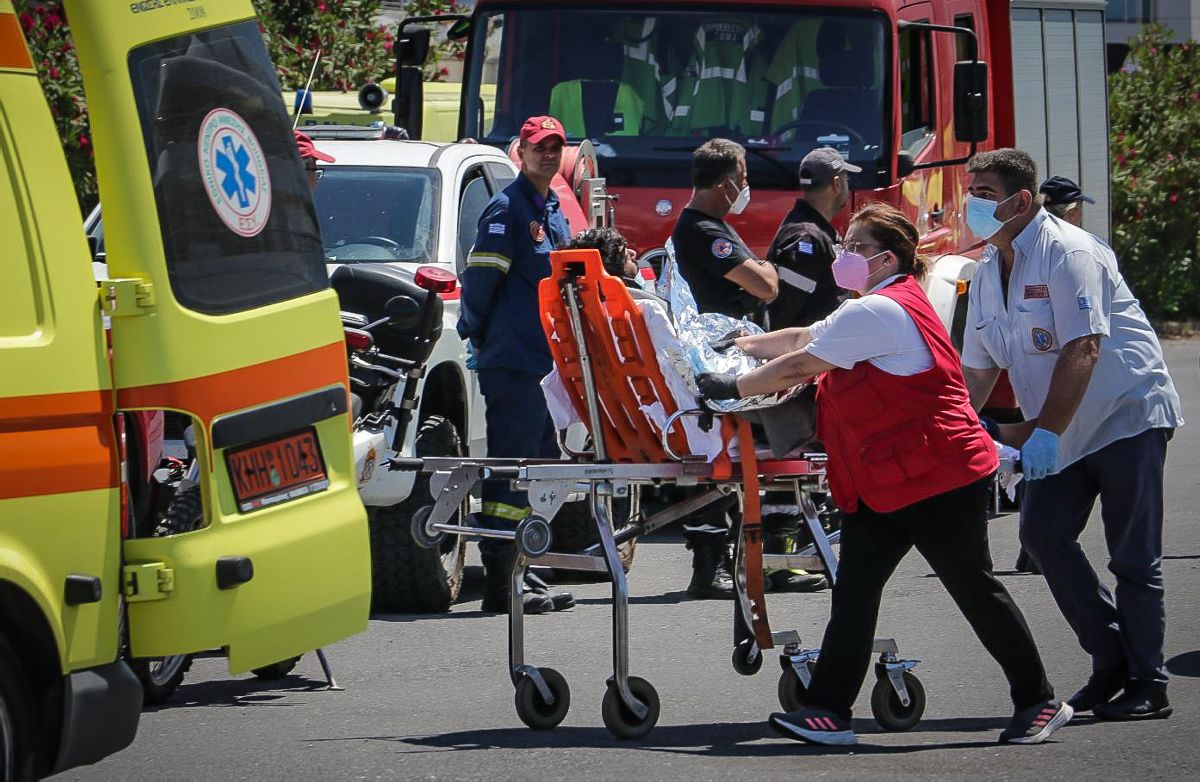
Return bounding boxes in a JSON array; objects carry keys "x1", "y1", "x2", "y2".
[{"x1": 198, "y1": 108, "x2": 272, "y2": 238}]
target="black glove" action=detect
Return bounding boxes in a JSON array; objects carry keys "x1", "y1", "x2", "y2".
[
  {"x1": 709, "y1": 327, "x2": 748, "y2": 353},
  {"x1": 696, "y1": 372, "x2": 742, "y2": 401},
  {"x1": 979, "y1": 416, "x2": 1001, "y2": 441}
]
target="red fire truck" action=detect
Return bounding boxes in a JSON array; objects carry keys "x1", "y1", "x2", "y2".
[{"x1": 394, "y1": 0, "x2": 1110, "y2": 356}]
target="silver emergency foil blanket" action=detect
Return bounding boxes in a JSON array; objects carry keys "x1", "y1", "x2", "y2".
[{"x1": 656, "y1": 240, "x2": 803, "y2": 413}]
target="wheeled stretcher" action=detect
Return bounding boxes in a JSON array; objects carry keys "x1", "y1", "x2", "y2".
[{"x1": 395, "y1": 249, "x2": 925, "y2": 738}]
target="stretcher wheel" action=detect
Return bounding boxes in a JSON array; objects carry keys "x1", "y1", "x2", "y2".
[
  {"x1": 601, "y1": 677, "x2": 660, "y2": 740},
  {"x1": 870, "y1": 671, "x2": 925, "y2": 732},
  {"x1": 515, "y1": 516, "x2": 553, "y2": 559},
  {"x1": 731, "y1": 640, "x2": 763, "y2": 676},
  {"x1": 409, "y1": 505, "x2": 443, "y2": 550},
  {"x1": 777, "y1": 666, "x2": 811, "y2": 713},
  {"x1": 514, "y1": 667, "x2": 571, "y2": 730}
]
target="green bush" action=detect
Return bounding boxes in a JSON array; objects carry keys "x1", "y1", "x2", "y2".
[
  {"x1": 17, "y1": 1, "x2": 95, "y2": 215},
  {"x1": 1109, "y1": 25, "x2": 1200, "y2": 319},
  {"x1": 253, "y1": 0, "x2": 395, "y2": 91},
  {"x1": 17, "y1": 0, "x2": 404, "y2": 214}
]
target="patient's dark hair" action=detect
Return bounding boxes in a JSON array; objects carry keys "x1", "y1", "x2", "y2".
[{"x1": 569, "y1": 227, "x2": 630, "y2": 278}]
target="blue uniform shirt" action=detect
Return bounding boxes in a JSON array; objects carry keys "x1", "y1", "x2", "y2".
[{"x1": 457, "y1": 173, "x2": 573, "y2": 375}]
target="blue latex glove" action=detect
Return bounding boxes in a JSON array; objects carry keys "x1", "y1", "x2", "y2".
[
  {"x1": 1020, "y1": 427, "x2": 1059, "y2": 480},
  {"x1": 465, "y1": 340, "x2": 478, "y2": 371}
]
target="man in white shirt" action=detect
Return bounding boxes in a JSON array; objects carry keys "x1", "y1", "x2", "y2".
[{"x1": 960, "y1": 149, "x2": 1184, "y2": 722}]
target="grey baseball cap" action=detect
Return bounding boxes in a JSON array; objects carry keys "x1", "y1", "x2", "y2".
[{"x1": 798, "y1": 147, "x2": 862, "y2": 186}]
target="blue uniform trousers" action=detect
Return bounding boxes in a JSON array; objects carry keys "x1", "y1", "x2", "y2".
[
  {"x1": 477, "y1": 368, "x2": 558, "y2": 554},
  {"x1": 1020, "y1": 427, "x2": 1173, "y2": 686}
]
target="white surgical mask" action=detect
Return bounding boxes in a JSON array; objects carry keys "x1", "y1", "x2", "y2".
[{"x1": 725, "y1": 178, "x2": 751, "y2": 215}]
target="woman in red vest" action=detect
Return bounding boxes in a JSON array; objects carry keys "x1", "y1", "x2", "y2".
[{"x1": 698, "y1": 203, "x2": 1070, "y2": 747}]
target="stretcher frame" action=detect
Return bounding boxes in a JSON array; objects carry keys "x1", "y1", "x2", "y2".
[{"x1": 395, "y1": 249, "x2": 923, "y2": 737}]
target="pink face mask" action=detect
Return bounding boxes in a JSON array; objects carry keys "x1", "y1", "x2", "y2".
[{"x1": 832, "y1": 249, "x2": 888, "y2": 293}]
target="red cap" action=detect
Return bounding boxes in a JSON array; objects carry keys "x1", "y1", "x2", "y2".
[
  {"x1": 294, "y1": 130, "x2": 335, "y2": 163},
  {"x1": 519, "y1": 116, "x2": 566, "y2": 145}
]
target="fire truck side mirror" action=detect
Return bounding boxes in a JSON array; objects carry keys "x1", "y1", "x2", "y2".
[
  {"x1": 395, "y1": 29, "x2": 431, "y2": 67},
  {"x1": 953, "y1": 61, "x2": 989, "y2": 143}
]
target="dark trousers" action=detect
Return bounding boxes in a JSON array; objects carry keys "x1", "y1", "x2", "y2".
[
  {"x1": 1020, "y1": 427, "x2": 1172, "y2": 686},
  {"x1": 805, "y1": 475, "x2": 1053, "y2": 719},
  {"x1": 477, "y1": 368, "x2": 558, "y2": 555}
]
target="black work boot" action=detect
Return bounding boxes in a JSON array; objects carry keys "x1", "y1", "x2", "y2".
[
  {"x1": 686, "y1": 538, "x2": 735, "y2": 600},
  {"x1": 1094, "y1": 681, "x2": 1172, "y2": 721},
  {"x1": 525, "y1": 570, "x2": 575, "y2": 612},
  {"x1": 480, "y1": 551, "x2": 554, "y2": 615},
  {"x1": 763, "y1": 515, "x2": 828, "y2": 593},
  {"x1": 1067, "y1": 665, "x2": 1126, "y2": 712}
]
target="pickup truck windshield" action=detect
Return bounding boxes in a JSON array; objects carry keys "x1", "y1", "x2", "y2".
[
  {"x1": 314, "y1": 167, "x2": 440, "y2": 264},
  {"x1": 463, "y1": 6, "x2": 888, "y2": 188}
]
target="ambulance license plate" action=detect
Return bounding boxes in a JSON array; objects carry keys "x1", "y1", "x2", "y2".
[{"x1": 226, "y1": 428, "x2": 329, "y2": 513}]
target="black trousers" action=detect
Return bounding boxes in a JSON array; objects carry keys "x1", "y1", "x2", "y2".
[
  {"x1": 1020, "y1": 428, "x2": 1172, "y2": 686},
  {"x1": 805, "y1": 475, "x2": 1053, "y2": 719}
]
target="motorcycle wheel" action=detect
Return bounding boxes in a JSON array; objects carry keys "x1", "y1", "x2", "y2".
[{"x1": 368, "y1": 415, "x2": 467, "y2": 613}]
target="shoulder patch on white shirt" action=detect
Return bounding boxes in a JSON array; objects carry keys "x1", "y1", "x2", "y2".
[
  {"x1": 488, "y1": 223, "x2": 506, "y2": 235},
  {"x1": 1077, "y1": 295, "x2": 1093, "y2": 310}
]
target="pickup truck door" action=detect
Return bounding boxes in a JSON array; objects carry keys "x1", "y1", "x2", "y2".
[{"x1": 66, "y1": 0, "x2": 370, "y2": 672}]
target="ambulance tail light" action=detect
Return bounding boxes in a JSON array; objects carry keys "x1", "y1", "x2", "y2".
[{"x1": 414, "y1": 265, "x2": 457, "y2": 294}]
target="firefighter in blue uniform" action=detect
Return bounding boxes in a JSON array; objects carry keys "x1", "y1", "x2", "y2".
[{"x1": 458, "y1": 116, "x2": 575, "y2": 614}]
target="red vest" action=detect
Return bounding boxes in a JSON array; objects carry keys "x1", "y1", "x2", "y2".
[{"x1": 815, "y1": 276, "x2": 997, "y2": 514}]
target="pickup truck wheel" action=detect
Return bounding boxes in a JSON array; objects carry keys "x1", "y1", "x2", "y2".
[
  {"x1": 0, "y1": 634, "x2": 37, "y2": 781},
  {"x1": 369, "y1": 415, "x2": 467, "y2": 613},
  {"x1": 549, "y1": 499, "x2": 636, "y2": 582}
]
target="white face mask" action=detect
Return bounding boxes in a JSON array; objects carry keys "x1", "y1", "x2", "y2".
[{"x1": 725, "y1": 178, "x2": 751, "y2": 215}]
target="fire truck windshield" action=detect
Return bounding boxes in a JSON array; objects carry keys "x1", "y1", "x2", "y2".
[{"x1": 462, "y1": 6, "x2": 889, "y2": 189}]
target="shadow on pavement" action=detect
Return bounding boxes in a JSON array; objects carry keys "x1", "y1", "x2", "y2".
[
  {"x1": 1166, "y1": 649, "x2": 1200, "y2": 677},
  {"x1": 309, "y1": 717, "x2": 1022, "y2": 757},
  {"x1": 146, "y1": 675, "x2": 336, "y2": 712}
]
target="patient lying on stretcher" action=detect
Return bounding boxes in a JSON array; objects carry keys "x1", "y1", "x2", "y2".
[{"x1": 541, "y1": 230, "x2": 816, "y2": 461}]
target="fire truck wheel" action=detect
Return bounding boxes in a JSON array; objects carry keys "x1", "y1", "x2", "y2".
[
  {"x1": 368, "y1": 415, "x2": 466, "y2": 613},
  {"x1": 0, "y1": 634, "x2": 37, "y2": 781},
  {"x1": 548, "y1": 499, "x2": 636, "y2": 582}
]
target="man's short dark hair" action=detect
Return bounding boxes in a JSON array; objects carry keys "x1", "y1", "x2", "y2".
[
  {"x1": 569, "y1": 227, "x2": 629, "y2": 278},
  {"x1": 692, "y1": 138, "x2": 745, "y2": 189},
  {"x1": 966, "y1": 148, "x2": 1039, "y2": 197}
]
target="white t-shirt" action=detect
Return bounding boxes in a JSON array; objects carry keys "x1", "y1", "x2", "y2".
[{"x1": 805, "y1": 275, "x2": 934, "y2": 376}]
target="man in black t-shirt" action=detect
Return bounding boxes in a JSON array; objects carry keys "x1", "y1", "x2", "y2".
[
  {"x1": 671, "y1": 138, "x2": 778, "y2": 326},
  {"x1": 766, "y1": 147, "x2": 859, "y2": 329},
  {"x1": 668, "y1": 139, "x2": 779, "y2": 600}
]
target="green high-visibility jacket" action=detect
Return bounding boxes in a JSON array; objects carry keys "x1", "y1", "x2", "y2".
[
  {"x1": 671, "y1": 17, "x2": 763, "y2": 133},
  {"x1": 549, "y1": 79, "x2": 646, "y2": 138},
  {"x1": 767, "y1": 19, "x2": 824, "y2": 134}
]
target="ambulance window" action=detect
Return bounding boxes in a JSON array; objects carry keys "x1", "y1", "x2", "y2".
[
  {"x1": 127, "y1": 22, "x2": 326, "y2": 315},
  {"x1": 954, "y1": 14, "x2": 977, "y2": 61},
  {"x1": 899, "y1": 23, "x2": 935, "y2": 153},
  {"x1": 0, "y1": 118, "x2": 43, "y2": 338},
  {"x1": 457, "y1": 170, "x2": 492, "y2": 272}
]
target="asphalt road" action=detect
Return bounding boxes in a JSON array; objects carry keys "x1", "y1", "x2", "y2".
[{"x1": 67, "y1": 340, "x2": 1200, "y2": 781}]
